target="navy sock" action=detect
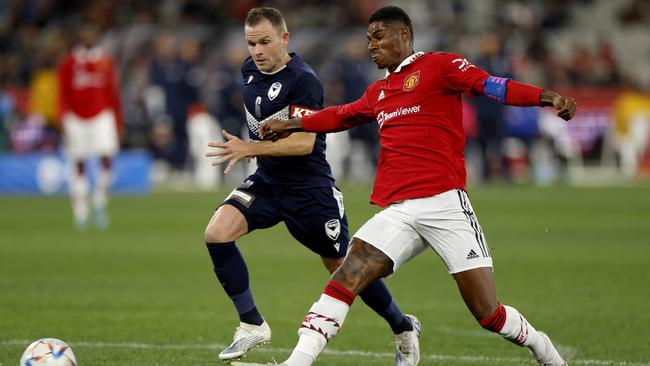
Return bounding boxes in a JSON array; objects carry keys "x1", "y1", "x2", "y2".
[
  {"x1": 206, "y1": 242, "x2": 264, "y2": 326},
  {"x1": 359, "y1": 280, "x2": 413, "y2": 334}
]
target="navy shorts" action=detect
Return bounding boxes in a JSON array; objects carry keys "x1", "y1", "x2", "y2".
[{"x1": 221, "y1": 175, "x2": 349, "y2": 258}]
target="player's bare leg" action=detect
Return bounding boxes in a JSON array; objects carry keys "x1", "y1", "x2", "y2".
[
  {"x1": 282, "y1": 238, "x2": 395, "y2": 366},
  {"x1": 454, "y1": 267, "x2": 567, "y2": 365},
  {"x1": 334, "y1": 250, "x2": 420, "y2": 366},
  {"x1": 320, "y1": 255, "x2": 420, "y2": 365},
  {"x1": 92, "y1": 156, "x2": 112, "y2": 229},
  {"x1": 204, "y1": 205, "x2": 271, "y2": 361},
  {"x1": 69, "y1": 161, "x2": 89, "y2": 230}
]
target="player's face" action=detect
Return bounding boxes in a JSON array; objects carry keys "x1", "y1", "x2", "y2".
[
  {"x1": 367, "y1": 21, "x2": 411, "y2": 72},
  {"x1": 245, "y1": 20, "x2": 290, "y2": 73},
  {"x1": 79, "y1": 24, "x2": 99, "y2": 49}
]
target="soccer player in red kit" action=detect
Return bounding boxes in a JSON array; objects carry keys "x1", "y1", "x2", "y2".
[
  {"x1": 58, "y1": 21, "x2": 122, "y2": 229},
  {"x1": 257, "y1": 6, "x2": 576, "y2": 366}
]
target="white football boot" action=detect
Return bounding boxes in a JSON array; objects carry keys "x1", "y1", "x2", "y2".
[
  {"x1": 394, "y1": 314, "x2": 421, "y2": 366},
  {"x1": 532, "y1": 331, "x2": 568, "y2": 366},
  {"x1": 218, "y1": 321, "x2": 272, "y2": 361}
]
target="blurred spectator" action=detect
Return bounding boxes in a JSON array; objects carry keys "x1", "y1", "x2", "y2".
[
  {"x1": 594, "y1": 41, "x2": 620, "y2": 86},
  {"x1": 470, "y1": 32, "x2": 512, "y2": 182},
  {"x1": 210, "y1": 45, "x2": 247, "y2": 138},
  {"x1": 322, "y1": 36, "x2": 379, "y2": 181},
  {"x1": 619, "y1": 0, "x2": 650, "y2": 26},
  {"x1": 541, "y1": 0, "x2": 570, "y2": 29},
  {"x1": 567, "y1": 46, "x2": 595, "y2": 86},
  {"x1": 147, "y1": 32, "x2": 200, "y2": 170},
  {"x1": 613, "y1": 81, "x2": 650, "y2": 177}
]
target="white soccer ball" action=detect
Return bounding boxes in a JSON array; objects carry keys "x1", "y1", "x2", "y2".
[{"x1": 20, "y1": 338, "x2": 77, "y2": 366}]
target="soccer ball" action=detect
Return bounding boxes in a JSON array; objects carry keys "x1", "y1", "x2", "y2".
[{"x1": 20, "y1": 338, "x2": 77, "y2": 366}]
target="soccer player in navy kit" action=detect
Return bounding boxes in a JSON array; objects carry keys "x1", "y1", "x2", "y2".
[
  {"x1": 204, "y1": 8, "x2": 420, "y2": 365},
  {"x1": 260, "y1": 6, "x2": 577, "y2": 366}
]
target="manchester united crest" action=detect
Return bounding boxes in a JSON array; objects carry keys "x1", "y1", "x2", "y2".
[{"x1": 403, "y1": 71, "x2": 420, "y2": 91}]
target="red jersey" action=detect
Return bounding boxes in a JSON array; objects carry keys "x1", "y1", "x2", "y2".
[
  {"x1": 57, "y1": 47, "x2": 122, "y2": 126},
  {"x1": 302, "y1": 52, "x2": 542, "y2": 207}
]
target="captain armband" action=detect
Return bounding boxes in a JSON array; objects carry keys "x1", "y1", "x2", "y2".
[{"x1": 483, "y1": 76, "x2": 511, "y2": 104}]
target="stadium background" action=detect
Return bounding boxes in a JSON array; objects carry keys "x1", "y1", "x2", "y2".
[{"x1": 1, "y1": 1, "x2": 649, "y2": 365}]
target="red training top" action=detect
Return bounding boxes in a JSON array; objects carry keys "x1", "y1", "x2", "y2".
[
  {"x1": 57, "y1": 47, "x2": 123, "y2": 126},
  {"x1": 301, "y1": 52, "x2": 543, "y2": 207}
]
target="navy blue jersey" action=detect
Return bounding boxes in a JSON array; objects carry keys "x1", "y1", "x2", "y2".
[{"x1": 242, "y1": 53, "x2": 334, "y2": 188}]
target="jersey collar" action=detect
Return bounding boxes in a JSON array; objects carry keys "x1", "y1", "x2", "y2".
[
  {"x1": 385, "y1": 51, "x2": 424, "y2": 77},
  {"x1": 260, "y1": 64, "x2": 287, "y2": 75},
  {"x1": 73, "y1": 46, "x2": 104, "y2": 62}
]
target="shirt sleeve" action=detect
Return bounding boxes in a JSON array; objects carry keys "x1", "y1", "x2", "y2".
[
  {"x1": 301, "y1": 88, "x2": 375, "y2": 133},
  {"x1": 439, "y1": 53, "x2": 489, "y2": 96}
]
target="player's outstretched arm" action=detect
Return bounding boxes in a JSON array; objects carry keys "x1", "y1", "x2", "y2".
[
  {"x1": 481, "y1": 77, "x2": 577, "y2": 121},
  {"x1": 261, "y1": 98, "x2": 376, "y2": 141},
  {"x1": 206, "y1": 129, "x2": 316, "y2": 174}
]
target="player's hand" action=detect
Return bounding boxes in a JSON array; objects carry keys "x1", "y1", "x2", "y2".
[
  {"x1": 205, "y1": 130, "x2": 251, "y2": 174},
  {"x1": 260, "y1": 119, "x2": 293, "y2": 141},
  {"x1": 551, "y1": 94, "x2": 577, "y2": 121}
]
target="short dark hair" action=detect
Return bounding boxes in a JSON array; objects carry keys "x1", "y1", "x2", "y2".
[
  {"x1": 368, "y1": 6, "x2": 413, "y2": 42},
  {"x1": 245, "y1": 7, "x2": 287, "y2": 33}
]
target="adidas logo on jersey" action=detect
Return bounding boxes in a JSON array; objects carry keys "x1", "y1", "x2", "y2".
[
  {"x1": 466, "y1": 249, "x2": 479, "y2": 260},
  {"x1": 378, "y1": 90, "x2": 385, "y2": 101}
]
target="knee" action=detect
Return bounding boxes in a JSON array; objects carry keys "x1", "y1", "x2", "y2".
[
  {"x1": 205, "y1": 205, "x2": 247, "y2": 244},
  {"x1": 331, "y1": 248, "x2": 389, "y2": 294},
  {"x1": 204, "y1": 222, "x2": 238, "y2": 243}
]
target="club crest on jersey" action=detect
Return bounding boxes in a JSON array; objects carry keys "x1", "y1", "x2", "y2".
[
  {"x1": 403, "y1": 71, "x2": 420, "y2": 91},
  {"x1": 325, "y1": 219, "x2": 341, "y2": 241},
  {"x1": 290, "y1": 105, "x2": 317, "y2": 118},
  {"x1": 268, "y1": 82, "x2": 282, "y2": 100}
]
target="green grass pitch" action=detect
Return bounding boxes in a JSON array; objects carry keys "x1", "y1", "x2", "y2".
[{"x1": 1, "y1": 184, "x2": 649, "y2": 365}]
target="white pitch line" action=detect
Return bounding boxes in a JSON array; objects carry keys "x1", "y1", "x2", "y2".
[{"x1": 1, "y1": 339, "x2": 648, "y2": 366}]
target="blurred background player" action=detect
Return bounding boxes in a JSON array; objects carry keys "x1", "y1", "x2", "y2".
[
  {"x1": 203, "y1": 7, "x2": 419, "y2": 364},
  {"x1": 260, "y1": 5, "x2": 577, "y2": 366},
  {"x1": 57, "y1": 20, "x2": 122, "y2": 229}
]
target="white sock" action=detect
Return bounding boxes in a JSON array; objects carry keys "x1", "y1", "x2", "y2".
[
  {"x1": 93, "y1": 169, "x2": 111, "y2": 212},
  {"x1": 501, "y1": 305, "x2": 545, "y2": 357},
  {"x1": 70, "y1": 173, "x2": 89, "y2": 224},
  {"x1": 284, "y1": 294, "x2": 350, "y2": 366}
]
